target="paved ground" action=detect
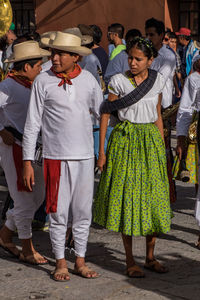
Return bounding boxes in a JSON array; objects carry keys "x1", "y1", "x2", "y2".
[{"x1": 0, "y1": 147, "x2": 200, "y2": 299}]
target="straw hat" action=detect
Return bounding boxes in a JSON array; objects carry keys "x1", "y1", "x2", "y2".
[
  {"x1": 63, "y1": 27, "x2": 93, "y2": 46},
  {"x1": 40, "y1": 31, "x2": 56, "y2": 47},
  {"x1": 5, "y1": 40, "x2": 51, "y2": 63},
  {"x1": 41, "y1": 31, "x2": 91, "y2": 56}
]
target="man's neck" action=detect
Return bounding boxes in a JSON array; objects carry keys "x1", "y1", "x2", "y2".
[{"x1": 114, "y1": 38, "x2": 123, "y2": 47}]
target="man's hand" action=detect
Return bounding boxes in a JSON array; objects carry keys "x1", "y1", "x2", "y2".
[
  {"x1": 97, "y1": 153, "x2": 106, "y2": 172},
  {"x1": 0, "y1": 129, "x2": 15, "y2": 145},
  {"x1": 176, "y1": 136, "x2": 187, "y2": 160},
  {"x1": 23, "y1": 161, "x2": 35, "y2": 192}
]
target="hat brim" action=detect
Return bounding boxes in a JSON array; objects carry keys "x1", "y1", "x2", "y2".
[
  {"x1": 42, "y1": 37, "x2": 91, "y2": 56},
  {"x1": 5, "y1": 49, "x2": 51, "y2": 63}
]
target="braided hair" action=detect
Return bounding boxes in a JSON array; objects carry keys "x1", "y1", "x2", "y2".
[{"x1": 126, "y1": 37, "x2": 157, "y2": 59}]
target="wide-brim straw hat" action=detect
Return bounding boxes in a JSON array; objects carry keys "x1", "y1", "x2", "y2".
[
  {"x1": 63, "y1": 28, "x2": 93, "y2": 46},
  {"x1": 5, "y1": 40, "x2": 51, "y2": 63},
  {"x1": 41, "y1": 31, "x2": 91, "y2": 56}
]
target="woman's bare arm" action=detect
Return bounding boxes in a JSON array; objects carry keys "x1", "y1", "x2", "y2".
[
  {"x1": 154, "y1": 94, "x2": 164, "y2": 141},
  {"x1": 98, "y1": 93, "x2": 118, "y2": 171}
]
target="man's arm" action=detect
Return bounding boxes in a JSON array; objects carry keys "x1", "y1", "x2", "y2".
[{"x1": 23, "y1": 79, "x2": 45, "y2": 191}]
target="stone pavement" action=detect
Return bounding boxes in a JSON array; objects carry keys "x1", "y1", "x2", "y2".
[{"x1": 0, "y1": 170, "x2": 200, "y2": 300}]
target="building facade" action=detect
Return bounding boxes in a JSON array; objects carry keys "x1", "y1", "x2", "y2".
[{"x1": 10, "y1": 0, "x2": 200, "y2": 47}]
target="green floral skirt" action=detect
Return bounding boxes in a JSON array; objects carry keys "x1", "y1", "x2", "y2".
[{"x1": 93, "y1": 121, "x2": 171, "y2": 236}]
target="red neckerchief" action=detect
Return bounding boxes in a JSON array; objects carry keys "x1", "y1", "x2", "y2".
[
  {"x1": 50, "y1": 64, "x2": 81, "y2": 86},
  {"x1": 7, "y1": 70, "x2": 32, "y2": 89}
]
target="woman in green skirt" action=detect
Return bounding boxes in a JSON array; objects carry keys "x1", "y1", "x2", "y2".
[{"x1": 93, "y1": 38, "x2": 171, "y2": 277}]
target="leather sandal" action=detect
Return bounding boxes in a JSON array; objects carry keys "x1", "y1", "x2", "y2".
[
  {"x1": 19, "y1": 252, "x2": 48, "y2": 265},
  {"x1": 0, "y1": 237, "x2": 20, "y2": 258},
  {"x1": 126, "y1": 265, "x2": 145, "y2": 278},
  {"x1": 73, "y1": 265, "x2": 99, "y2": 279},
  {"x1": 51, "y1": 267, "x2": 70, "y2": 282},
  {"x1": 144, "y1": 259, "x2": 168, "y2": 273}
]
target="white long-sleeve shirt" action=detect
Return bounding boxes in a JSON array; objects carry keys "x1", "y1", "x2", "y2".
[
  {"x1": 176, "y1": 71, "x2": 200, "y2": 136},
  {"x1": 151, "y1": 45, "x2": 176, "y2": 109},
  {"x1": 23, "y1": 69, "x2": 104, "y2": 160},
  {"x1": 0, "y1": 78, "x2": 30, "y2": 133}
]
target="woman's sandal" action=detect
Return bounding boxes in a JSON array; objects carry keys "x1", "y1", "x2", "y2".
[
  {"x1": 73, "y1": 265, "x2": 99, "y2": 279},
  {"x1": 144, "y1": 259, "x2": 168, "y2": 273},
  {"x1": 0, "y1": 237, "x2": 20, "y2": 258},
  {"x1": 126, "y1": 265, "x2": 145, "y2": 278},
  {"x1": 19, "y1": 252, "x2": 48, "y2": 265},
  {"x1": 51, "y1": 267, "x2": 70, "y2": 282}
]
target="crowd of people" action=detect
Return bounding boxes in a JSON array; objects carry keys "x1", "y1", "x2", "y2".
[{"x1": 0, "y1": 17, "x2": 200, "y2": 282}]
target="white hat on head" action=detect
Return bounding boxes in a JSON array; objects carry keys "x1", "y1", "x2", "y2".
[
  {"x1": 41, "y1": 31, "x2": 92, "y2": 56},
  {"x1": 5, "y1": 40, "x2": 51, "y2": 63}
]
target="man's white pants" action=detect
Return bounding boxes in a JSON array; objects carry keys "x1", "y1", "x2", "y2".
[
  {"x1": 0, "y1": 138, "x2": 45, "y2": 239},
  {"x1": 49, "y1": 159, "x2": 94, "y2": 260}
]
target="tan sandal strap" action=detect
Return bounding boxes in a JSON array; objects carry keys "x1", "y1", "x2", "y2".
[{"x1": 53, "y1": 268, "x2": 69, "y2": 276}]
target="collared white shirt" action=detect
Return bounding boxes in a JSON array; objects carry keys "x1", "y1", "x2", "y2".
[
  {"x1": 23, "y1": 69, "x2": 104, "y2": 160},
  {"x1": 151, "y1": 45, "x2": 176, "y2": 108},
  {"x1": 0, "y1": 78, "x2": 30, "y2": 133},
  {"x1": 176, "y1": 71, "x2": 200, "y2": 136}
]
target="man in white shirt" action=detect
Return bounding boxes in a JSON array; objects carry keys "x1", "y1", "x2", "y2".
[
  {"x1": 0, "y1": 41, "x2": 50, "y2": 264},
  {"x1": 145, "y1": 18, "x2": 176, "y2": 109},
  {"x1": 145, "y1": 18, "x2": 177, "y2": 203},
  {"x1": 23, "y1": 31, "x2": 103, "y2": 281}
]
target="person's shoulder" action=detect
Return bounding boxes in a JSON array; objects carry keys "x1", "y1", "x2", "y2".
[
  {"x1": 160, "y1": 45, "x2": 176, "y2": 60},
  {"x1": 187, "y1": 71, "x2": 200, "y2": 88},
  {"x1": 153, "y1": 71, "x2": 166, "y2": 91},
  {"x1": 34, "y1": 70, "x2": 52, "y2": 83}
]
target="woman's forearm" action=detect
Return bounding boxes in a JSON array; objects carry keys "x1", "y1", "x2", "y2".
[{"x1": 99, "y1": 113, "x2": 110, "y2": 155}]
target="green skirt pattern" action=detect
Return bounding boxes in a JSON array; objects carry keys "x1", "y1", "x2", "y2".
[{"x1": 93, "y1": 121, "x2": 171, "y2": 236}]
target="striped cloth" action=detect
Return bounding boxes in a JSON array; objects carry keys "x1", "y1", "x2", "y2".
[{"x1": 100, "y1": 69, "x2": 157, "y2": 114}]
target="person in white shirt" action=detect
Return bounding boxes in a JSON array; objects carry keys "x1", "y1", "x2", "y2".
[
  {"x1": 23, "y1": 31, "x2": 103, "y2": 281},
  {"x1": 176, "y1": 55, "x2": 200, "y2": 248},
  {"x1": 145, "y1": 18, "x2": 176, "y2": 109},
  {"x1": 145, "y1": 18, "x2": 177, "y2": 204},
  {"x1": 0, "y1": 41, "x2": 50, "y2": 264}
]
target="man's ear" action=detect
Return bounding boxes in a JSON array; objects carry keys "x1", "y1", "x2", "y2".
[{"x1": 23, "y1": 63, "x2": 29, "y2": 72}]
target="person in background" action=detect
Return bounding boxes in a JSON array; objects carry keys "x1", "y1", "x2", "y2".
[
  {"x1": 176, "y1": 27, "x2": 199, "y2": 80},
  {"x1": 107, "y1": 23, "x2": 126, "y2": 61},
  {"x1": 104, "y1": 28, "x2": 142, "y2": 86},
  {"x1": 176, "y1": 55, "x2": 200, "y2": 248},
  {"x1": 145, "y1": 17, "x2": 177, "y2": 204},
  {"x1": 2, "y1": 22, "x2": 17, "y2": 71},
  {"x1": 90, "y1": 24, "x2": 108, "y2": 77}
]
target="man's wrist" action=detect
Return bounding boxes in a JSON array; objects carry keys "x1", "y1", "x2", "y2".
[{"x1": 23, "y1": 160, "x2": 32, "y2": 167}]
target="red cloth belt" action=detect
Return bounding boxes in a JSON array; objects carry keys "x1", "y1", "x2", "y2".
[{"x1": 44, "y1": 159, "x2": 61, "y2": 213}]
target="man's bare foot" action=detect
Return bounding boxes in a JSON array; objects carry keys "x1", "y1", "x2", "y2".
[
  {"x1": 0, "y1": 226, "x2": 20, "y2": 257},
  {"x1": 74, "y1": 257, "x2": 99, "y2": 278},
  {"x1": 52, "y1": 258, "x2": 70, "y2": 281}
]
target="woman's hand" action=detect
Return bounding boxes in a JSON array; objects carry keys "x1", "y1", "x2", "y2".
[{"x1": 97, "y1": 153, "x2": 106, "y2": 172}]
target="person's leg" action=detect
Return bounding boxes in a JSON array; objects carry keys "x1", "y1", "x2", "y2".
[
  {"x1": 145, "y1": 234, "x2": 168, "y2": 273},
  {"x1": 49, "y1": 161, "x2": 71, "y2": 281},
  {"x1": 0, "y1": 140, "x2": 46, "y2": 262},
  {"x1": 122, "y1": 234, "x2": 144, "y2": 277},
  {"x1": 70, "y1": 159, "x2": 98, "y2": 278}
]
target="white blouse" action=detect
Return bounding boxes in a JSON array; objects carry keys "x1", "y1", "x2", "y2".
[
  {"x1": 176, "y1": 71, "x2": 200, "y2": 136},
  {"x1": 0, "y1": 78, "x2": 30, "y2": 133},
  {"x1": 108, "y1": 72, "x2": 165, "y2": 123}
]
